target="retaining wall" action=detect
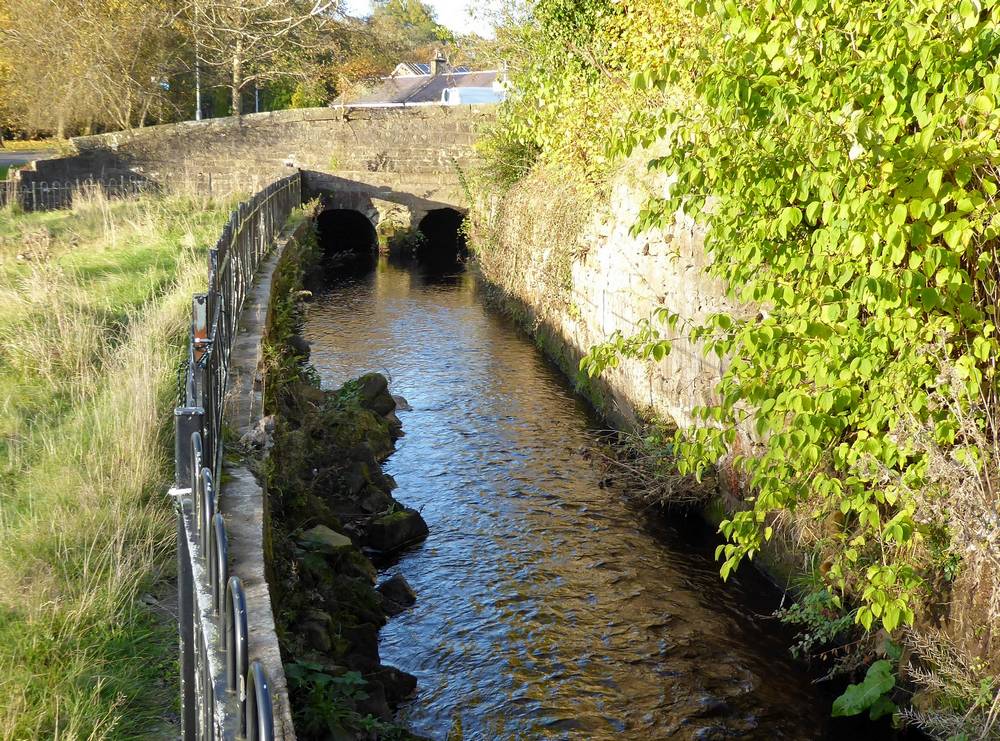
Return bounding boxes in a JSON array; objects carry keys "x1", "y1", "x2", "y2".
[{"x1": 475, "y1": 151, "x2": 744, "y2": 436}]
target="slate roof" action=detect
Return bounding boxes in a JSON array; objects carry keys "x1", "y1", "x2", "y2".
[{"x1": 343, "y1": 70, "x2": 499, "y2": 105}]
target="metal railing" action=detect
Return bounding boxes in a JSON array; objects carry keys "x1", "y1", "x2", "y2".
[
  {"x1": 171, "y1": 172, "x2": 301, "y2": 740},
  {"x1": 0, "y1": 175, "x2": 148, "y2": 210},
  {"x1": 0, "y1": 172, "x2": 282, "y2": 212}
]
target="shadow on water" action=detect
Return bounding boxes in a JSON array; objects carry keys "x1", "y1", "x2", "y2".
[{"x1": 302, "y1": 245, "x2": 910, "y2": 739}]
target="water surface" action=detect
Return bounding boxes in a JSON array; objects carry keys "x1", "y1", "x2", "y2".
[{"x1": 304, "y1": 258, "x2": 855, "y2": 740}]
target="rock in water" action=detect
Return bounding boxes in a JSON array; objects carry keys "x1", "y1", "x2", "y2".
[
  {"x1": 377, "y1": 573, "x2": 417, "y2": 615},
  {"x1": 357, "y1": 372, "x2": 396, "y2": 416},
  {"x1": 368, "y1": 664, "x2": 418, "y2": 703},
  {"x1": 391, "y1": 394, "x2": 413, "y2": 411},
  {"x1": 364, "y1": 509, "x2": 429, "y2": 553}
]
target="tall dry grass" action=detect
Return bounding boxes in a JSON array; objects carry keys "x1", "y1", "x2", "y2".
[{"x1": 0, "y1": 190, "x2": 230, "y2": 738}]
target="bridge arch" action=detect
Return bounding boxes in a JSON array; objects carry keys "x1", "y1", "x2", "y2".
[
  {"x1": 417, "y1": 207, "x2": 467, "y2": 263},
  {"x1": 316, "y1": 208, "x2": 378, "y2": 268}
]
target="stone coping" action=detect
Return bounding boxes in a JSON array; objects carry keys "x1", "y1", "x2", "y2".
[
  {"x1": 70, "y1": 104, "x2": 496, "y2": 152},
  {"x1": 217, "y1": 216, "x2": 311, "y2": 741}
]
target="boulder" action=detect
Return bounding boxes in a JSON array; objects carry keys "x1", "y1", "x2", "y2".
[
  {"x1": 297, "y1": 610, "x2": 334, "y2": 652},
  {"x1": 357, "y1": 372, "x2": 388, "y2": 402},
  {"x1": 341, "y1": 462, "x2": 368, "y2": 496},
  {"x1": 377, "y1": 574, "x2": 416, "y2": 609},
  {"x1": 355, "y1": 679, "x2": 391, "y2": 721},
  {"x1": 384, "y1": 410, "x2": 404, "y2": 439},
  {"x1": 283, "y1": 381, "x2": 327, "y2": 415},
  {"x1": 357, "y1": 372, "x2": 396, "y2": 416},
  {"x1": 368, "y1": 664, "x2": 417, "y2": 704},
  {"x1": 358, "y1": 486, "x2": 393, "y2": 515},
  {"x1": 340, "y1": 551, "x2": 378, "y2": 584},
  {"x1": 342, "y1": 623, "x2": 380, "y2": 671},
  {"x1": 298, "y1": 525, "x2": 353, "y2": 554},
  {"x1": 391, "y1": 394, "x2": 412, "y2": 411},
  {"x1": 364, "y1": 508, "x2": 429, "y2": 553},
  {"x1": 287, "y1": 333, "x2": 311, "y2": 359}
]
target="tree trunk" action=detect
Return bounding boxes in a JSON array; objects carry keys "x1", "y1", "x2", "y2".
[
  {"x1": 231, "y1": 40, "x2": 242, "y2": 117},
  {"x1": 56, "y1": 114, "x2": 65, "y2": 140}
]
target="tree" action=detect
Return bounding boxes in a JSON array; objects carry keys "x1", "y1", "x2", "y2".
[
  {"x1": 0, "y1": 0, "x2": 185, "y2": 135},
  {"x1": 370, "y1": 0, "x2": 451, "y2": 51},
  {"x1": 180, "y1": 0, "x2": 339, "y2": 116}
]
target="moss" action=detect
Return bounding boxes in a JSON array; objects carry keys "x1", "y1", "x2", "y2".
[{"x1": 373, "y1": 509, "x2": 411, "y2": 526}]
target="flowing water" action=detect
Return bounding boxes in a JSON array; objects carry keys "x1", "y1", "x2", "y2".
[{"x1": 303, "y1": 256, "x2": 875, "y2": 740}]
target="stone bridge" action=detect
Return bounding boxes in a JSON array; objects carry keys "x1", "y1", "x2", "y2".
[{"x1": 21, "y1": 105, "x2": 492, "y2": 255}]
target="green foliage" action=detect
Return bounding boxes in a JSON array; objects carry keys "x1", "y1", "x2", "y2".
[
  {"x1": 581, "y1": 0, "x2": 1000, "y2": 635},
  {"x1": 371, "y1": 0, "x2": 452, "y2": 49},
  {"x1": 775, "y1": 589, "x2": 855, "y2": 660},
  {"x1": 290, "y1": 79, "x2": 329, "y2": 109},
  {"x1": 478, "y1": 0, "x2": 699, "y2": 184},
  {"x1": 285, "y1": 663, "x2": 394, "y2": 738},
  {"x1": 262, "y1": 210, "x2": 320, "y2": 411},
  {"x1": 832, "y1": 660, "x2": 897, "y2": 720}
]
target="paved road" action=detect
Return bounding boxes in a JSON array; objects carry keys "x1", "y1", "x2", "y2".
[{"x1": 0, "y1": 150, "x2": 56, "y2": 169}]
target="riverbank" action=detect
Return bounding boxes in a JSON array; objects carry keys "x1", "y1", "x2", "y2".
[
  {"x1": 0, "y1": 191, "x2": 231, "y2": 736},
  {"x1": 249, "y1": 222, "x2": 429, "y2": 739}
]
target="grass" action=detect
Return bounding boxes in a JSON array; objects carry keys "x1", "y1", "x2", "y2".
[
  {"x1": 1, "y1": 139, "x2": 68, "y2": 152},
  {"x1": 0, "y1": 189, "x2": 234, "y2": 738}
]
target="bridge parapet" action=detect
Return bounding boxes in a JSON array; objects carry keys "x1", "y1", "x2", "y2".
[{"x1": 21, "y1": 106, "x2": 492, "y2": 221}]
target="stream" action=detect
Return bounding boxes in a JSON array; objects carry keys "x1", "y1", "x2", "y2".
[{"x1": 302, "y1": 254, "x2": 876, "y2": 740}]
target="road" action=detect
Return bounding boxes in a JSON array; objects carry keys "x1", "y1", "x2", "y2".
[{"x1": 0, "y1": 150, "x2": 56, "y2": 169}]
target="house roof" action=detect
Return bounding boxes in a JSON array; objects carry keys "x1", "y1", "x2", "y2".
[
  {"x1": 342, "y1": 70, "x2": 499, "y2": 106},
  {"x1": 391, "y1": 62, "x2": 471, "y2": 77}
]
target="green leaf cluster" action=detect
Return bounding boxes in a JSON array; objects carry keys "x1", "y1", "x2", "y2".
[
  {"x1": 478, "y1": 0, "x2": 701, "y2": 186},
  {"x1": 579, "y1": 0, "x2": 1000, "y2": 635},
  {"x1": 831, "y1": 659, "x2": 898, "y2": 720}
]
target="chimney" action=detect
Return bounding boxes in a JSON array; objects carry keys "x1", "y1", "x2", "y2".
[{"x1": 430, "y1": 49, "x2": 446, "y2": 76}]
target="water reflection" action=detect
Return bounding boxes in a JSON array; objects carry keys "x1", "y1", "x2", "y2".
[{"x1": 303, "y1": 257, "x2": 865, "y2": 740}]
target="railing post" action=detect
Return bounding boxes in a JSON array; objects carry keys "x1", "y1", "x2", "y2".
[
  {"x1": 176, "y1": 500, "x2": 197, "y2": 741},
  {"x1": 174, "y1": 407, "x2": 204, "y2": 488},
  {"x1": 245, "y1": 661, "x2": 275, "y2": 741},
  {"x1": 192, "y1": 294, "x2": 210, "y2": 412}
]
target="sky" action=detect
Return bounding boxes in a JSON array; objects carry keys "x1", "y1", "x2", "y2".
[{"x1": 343, "y1": 0, "x2": 498, "y2": 38}]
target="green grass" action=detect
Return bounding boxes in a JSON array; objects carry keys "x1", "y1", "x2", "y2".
[
  {"x1": 0, "y1": 166, "x2": 9, "y2": 181},
  {"x1": 0, "y1": 190, "x2": 233, "y2": 738},
  {"x1": 1, "y1": 138, "x2": 68, "y2": 152}
]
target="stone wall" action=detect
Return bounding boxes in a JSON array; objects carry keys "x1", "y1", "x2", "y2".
[
  {"x1": 17, "y1": 106, "x2": 493, "y2": 224},
  {"x1": 474, "y1": 150, "x2": 744, "y2": 436}
]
